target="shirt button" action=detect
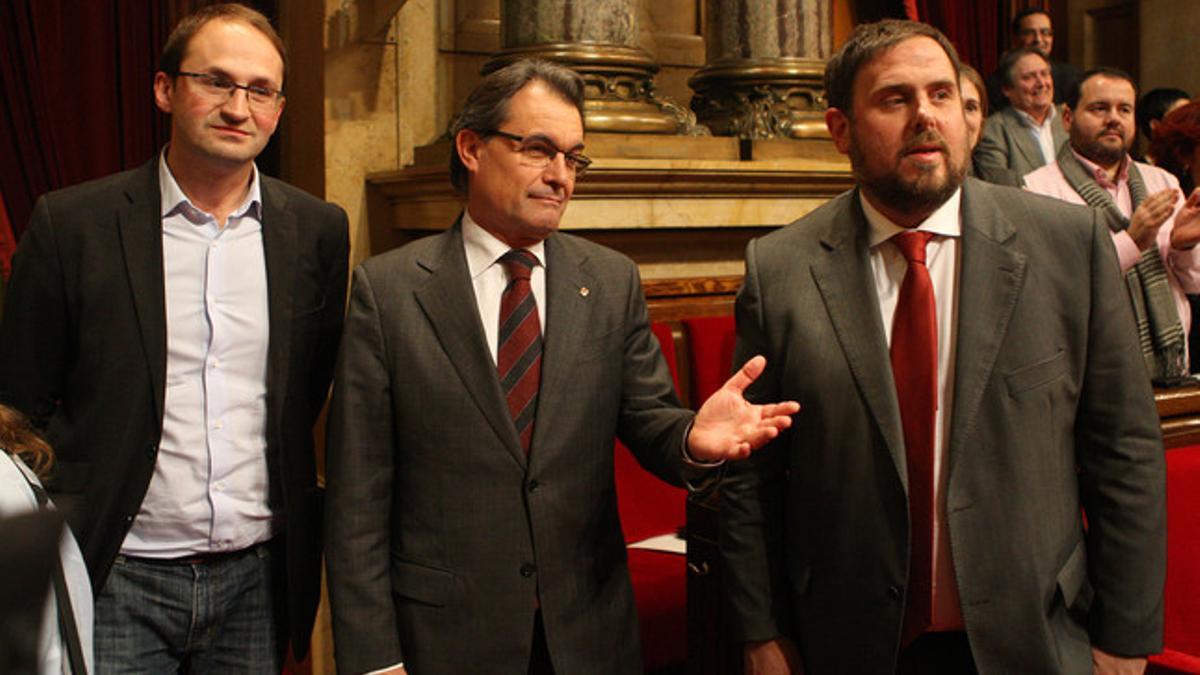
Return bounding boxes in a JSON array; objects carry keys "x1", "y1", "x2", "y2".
[
  {"x1": 212, "y1": 420, "x2": 223, "y2": 430},
  {"x1": 520, "y1": 562, "x2": 536, "y2": 578},
  {"x1": 214, "y1": 483, "x2": 224, "y2": 492}
]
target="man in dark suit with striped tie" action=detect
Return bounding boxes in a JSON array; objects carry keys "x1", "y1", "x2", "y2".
[{"x1": 323, "y1": 59, "x2": 800, "y2": 675}]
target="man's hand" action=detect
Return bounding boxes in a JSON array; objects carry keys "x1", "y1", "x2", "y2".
[
  {"x1": 1092, "y1": 647, "x2": 1146, "y2": 675},
  {"x1": 1128, "y1": 188, "x2": 1179, "y2": 251},
  {"x1": 687, "y1": 355, "x2": 800, "y2": 462},
  {"x1": 745, "y1": 637, "x2": 804, "y2": 675},
  {"x1": 1170, "y1": 188, "x2": 1200, "y2": 250}
]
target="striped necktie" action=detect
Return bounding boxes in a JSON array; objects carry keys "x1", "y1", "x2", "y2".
[{"x1": 497, "y1": 249, "x2": 542, "y2": 454}]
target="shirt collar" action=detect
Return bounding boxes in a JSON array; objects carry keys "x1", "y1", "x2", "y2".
[
  {"x1": 1014, "y1": 104, "x2": 1056, "y2": 130},
  {"x1": 461, "y1": 208, "x2": 546, "y2": 281},
  {"x1": 862, "y1": 187, "x2": 963, "y2": 249},
  {"x1": 158, "y1": 148, "x2": 263, "y2": 224},
  {"x1": 1070, "y1": 147, "x2": 1129, "y2": 189}
]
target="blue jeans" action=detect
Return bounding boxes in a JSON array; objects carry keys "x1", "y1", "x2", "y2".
[{"x1": 94, "y1": 544, "x2": 279, "y2": 674}]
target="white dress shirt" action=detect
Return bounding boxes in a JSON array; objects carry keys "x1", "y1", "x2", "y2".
[
  {"x1": 461, "y1": 209, "x2": 547, "y2": 362},
  {"x1": 121, "y1": 154, "x2": 274, "y2": 558},
  {"x1": 1014, "y1": 104, "x2": 1060, "y2": 165},
  {"x1": 861, "y1": 189, "x2": 964, "y2": 630}
]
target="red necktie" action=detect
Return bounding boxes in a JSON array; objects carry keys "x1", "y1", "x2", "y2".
[
  {"x1": 497, "y1": 249, "x2": 542, "y2": 454},
  {"x1": 891, "y1": 230, "x2": 938, "y2": 645}
]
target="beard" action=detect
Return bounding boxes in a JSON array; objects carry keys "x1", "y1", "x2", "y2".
[
  {"x1": 1073, "y1": 129, "x2": 1129, "y2": 168},
  {"x1": 849, "y1": 128, "x2": 968, "y2": 217}
]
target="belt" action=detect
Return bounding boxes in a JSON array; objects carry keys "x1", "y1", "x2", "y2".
[{"x1": 125, "y1": 543, "x2": 263, "y2": 566}]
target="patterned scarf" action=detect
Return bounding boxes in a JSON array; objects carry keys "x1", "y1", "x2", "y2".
[{"x1": 1056, "y1": 143, "x2": 1188, "y2": 382}]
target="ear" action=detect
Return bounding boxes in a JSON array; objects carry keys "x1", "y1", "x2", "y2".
[
  {"x1": 1061, "y1": 105, "x2": 1074, "y2": 132},
  {"x1": 455, "y1": 128, "x2": 484, "y2": 174},
  {"x1": 825, "y1": 108, "x2": 851, "y2": 154},
  {"x1": 153, "y1": 72, "x2": 174, "y2": 114}
]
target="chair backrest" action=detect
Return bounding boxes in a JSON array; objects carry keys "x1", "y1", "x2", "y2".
[
  {"x1": 614, "y1": 322, "x2": 687, "y2": 544},
  {"x1": 683, "y1": 316, "x2": 737, "y2": 406},
  {"x1": 1164, "y1": 444, "x2": 1200, "y2": 656}
]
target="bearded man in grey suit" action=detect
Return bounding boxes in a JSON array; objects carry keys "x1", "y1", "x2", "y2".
[
  {"x1": 324, "y1": 60, "x2": 799, "y2": 675},
  {"x1": 722, "y1": 20, "x2": 1165, "y2": 675}
]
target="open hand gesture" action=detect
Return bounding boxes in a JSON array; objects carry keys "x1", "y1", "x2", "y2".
[{"x1": 687, "y1": 355, "x2": 800, "y2": 462}]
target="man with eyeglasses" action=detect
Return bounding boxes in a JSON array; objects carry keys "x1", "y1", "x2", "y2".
[
  {"x1": 0, "y1": 4, "x2": 348, "y2": 673},
  {"x1": 323, "y1": 59, "x2": 799, "y2": 675},
  {"x1": 985, "y1": 8, "x2": 1082, "y2": 114}
]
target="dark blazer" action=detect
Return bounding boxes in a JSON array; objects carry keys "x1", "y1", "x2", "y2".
[
  {"x1": 974, "y1": 105, "x2": 1068, "y2": 187},
  {"x1": 324, "y1": 222, "x2": 700, "y2": 675},
  {"x1": 720, "y1": 179, "x2": 1166, "y2": 674},
  {"x1": 0, "y1": 158, "x2": 349, "y2": 658}
]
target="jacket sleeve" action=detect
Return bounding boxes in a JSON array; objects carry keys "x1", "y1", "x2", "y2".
[
  {"x1": 1076, "y1": 209, "x2": 1167, "y2": 656},
  {"x1": 718, "y1": 238, "x2": 794, "y2": 641},
  {"x1": 0, "y1": 196, "x2": 69, "y2": 429},
  {"x1": 324, "y1": 265, "x2": 406, "y2": 673}
]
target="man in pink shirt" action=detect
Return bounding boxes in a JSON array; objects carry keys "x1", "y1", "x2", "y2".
[{"x1": 1025, "y1": 67, "x2": 1200, "y2": 380}]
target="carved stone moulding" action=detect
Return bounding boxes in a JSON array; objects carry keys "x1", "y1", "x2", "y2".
[
  {"x1": 484, "y1": 43, "x2": 706, "y2": 135},
  {"x1": 689, "y1": 57, "x2": 828, "y2": 140}
]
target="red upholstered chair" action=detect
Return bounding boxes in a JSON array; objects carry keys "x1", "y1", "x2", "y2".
[
  {"x1": 615, "y1": 322, "x2": 688, "y2": 670},
  {"x1": 683, "y1": 316, "x2": 738, "y2": 404},
  {"x1": 1149, "y1": 445, "x2": 1200, "y2": 674}
]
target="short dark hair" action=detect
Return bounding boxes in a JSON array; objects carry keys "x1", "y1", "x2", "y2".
[
  {"x1": 159, "y1": 4, "x2": 287, "y2": 83},
  {"x1": 997, "y1": 46, "x2": 1049, "y2": 89},
  {"x1": 448, "y1": 59, "x2": 585, "y2": 193},
  {"x1": 1064, "y1": 67, "x2": 1136, "y2": 111},
  {"x1": 823, "y1": 19, "x2": 962, "y2": 116},
  {"x1": 1011, "y1": 7, "x2": 1051, "y2": 35},
  {"x1": 1138, "y1": 87, "x2": 1192, "y2": 139}
]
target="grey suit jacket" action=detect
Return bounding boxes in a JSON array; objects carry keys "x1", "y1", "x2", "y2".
[
  {"x1": 974, "y1": 106, "x2": 1068, "y2": 187},
  {"x1": 325, "y1": 222, "x2": 701, "y2": 675},
  {"x1": 720, "y1": 179, "x2": 1165, "y2": 674},
  {"x1": 0, "y1": 159, "x2": 349, "y2": 658}
]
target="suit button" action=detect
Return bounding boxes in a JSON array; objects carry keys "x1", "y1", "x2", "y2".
[
  {"x1": 520, "y1": 562, "x2": 536, "y2": 578},
  {"x1": 527, "y1": 480, "x2": 539, "y2": 493},
  {"x1": 888, "y1": 585, "x2": 902, "y2": 601},
  {"x1": 146, "y1": 444, "x2": 158, "y2": 459}
]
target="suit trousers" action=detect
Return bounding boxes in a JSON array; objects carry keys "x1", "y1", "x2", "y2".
[
  {"x1": 528, "y1": 610, "x2": 555, "y2": 675},
  {"x1": 896, "y1": 632, "x2": 977, "y2": 675}
]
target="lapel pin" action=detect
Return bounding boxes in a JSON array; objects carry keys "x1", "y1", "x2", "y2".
[{"x1": 579, "y1": 286, "x2": 590, "y2": 297}]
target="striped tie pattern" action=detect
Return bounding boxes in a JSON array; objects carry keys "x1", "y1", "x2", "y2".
[{"x1": 497, "y1": 249, "x2": 542, "y2": 454}]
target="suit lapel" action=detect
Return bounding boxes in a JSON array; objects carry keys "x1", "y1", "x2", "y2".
[
  {"x1": 946, "y1": 180, "x2": 1027, "y2": 476},
  {"x1": 118, "y1": 161, "x2": 168, "y2": 425},
  {"x1": 414, "y1": 222, "x2": 527, "y2": 468},
  {"x1": 810, "y1": 194, "x2": 908, "y2": 484},
  {"x1": 531, "y1": 234, "x2": 595, "y2": 462},
  {"x1": 261, "y1": 177, "x2": 298, "y2": 436}
]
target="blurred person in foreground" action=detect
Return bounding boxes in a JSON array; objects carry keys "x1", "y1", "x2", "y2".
[{"x1": 0, "y1": 404, "x2": 91, "y2": 674}]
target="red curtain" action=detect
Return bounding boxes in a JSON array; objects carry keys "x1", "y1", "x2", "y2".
[
  {"x1": 907, "y1": 0, "x2": 1004, "y2": 77},
  {"x1": 0, "y1": 0, "x2": 169, "y2": 242}
]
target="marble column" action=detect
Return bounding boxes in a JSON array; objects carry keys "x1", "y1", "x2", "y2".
[
  {"x1": 689, "y1": 0, "x2": 832, "y2": 138},
  {"x1": 486, "y1": 0, "x2": 704, "y2": 134}
]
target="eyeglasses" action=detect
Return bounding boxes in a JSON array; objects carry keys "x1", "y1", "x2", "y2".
[
  {"x1": 175, "y1": 71, "x2": 285, "y2": 112},
  {"x1": 482, "y1": 129, "x2": 592, "y2": 177}
]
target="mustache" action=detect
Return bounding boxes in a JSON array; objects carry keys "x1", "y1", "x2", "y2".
[{"x1": 901, "y1": 131, "x2": 950, "y2": 155}]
